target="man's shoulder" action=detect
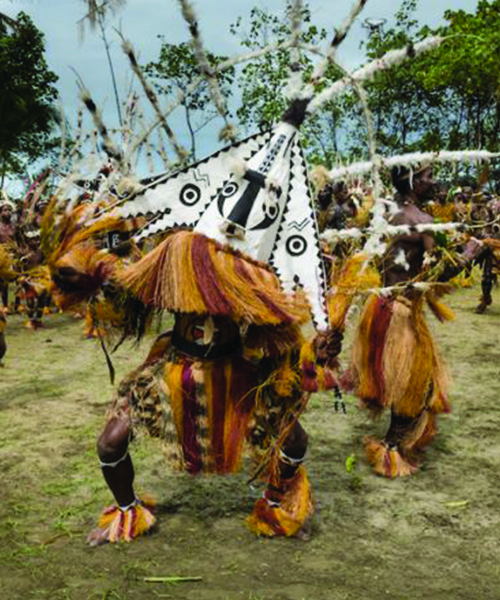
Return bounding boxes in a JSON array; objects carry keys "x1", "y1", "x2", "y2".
[{"x1": 392, "y1": 204, "x2": 433, "y2": 226}]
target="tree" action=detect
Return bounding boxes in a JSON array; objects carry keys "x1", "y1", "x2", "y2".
[
  {"x1": 229, "y1": 4, "x2": 347, "y2": 166},
  {"x1": 144, "y1": 42, "x2": 234, "y2": 161},
  {"x1": 0, "y1": 12, "x2": 60, "y2": 187},
  {"x1": 228, "y1": 0, "x2": 500, "y2": 161},
  {"x1": 355, "y1": 0, "x2": 441, "y2": 154},
  {"x1": 360, "y1": 0, "x2": 500, "y2": 154},
  {"x1": 426, "y1": 0, "x2": 500, "y2": 150}
]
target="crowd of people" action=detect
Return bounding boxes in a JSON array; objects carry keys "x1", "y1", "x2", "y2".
[
  {"x1": 0, "y1": 190, "x2": 54, "y2": 363},
  {"x1": 316, "y1": 169, "x2": 500, "y2": 314}
]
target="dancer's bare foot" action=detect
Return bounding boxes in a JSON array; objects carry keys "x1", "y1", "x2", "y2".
[
  {"x1": 475, "y1": 301, "x2": 487, "y2": 314},
  {"x1": 295, "y1": 517, "x2": 312, "y2": 541}
]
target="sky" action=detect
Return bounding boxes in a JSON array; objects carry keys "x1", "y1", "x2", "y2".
[{"x1": 1, "y1": 0, "x2": 480, "y2": 183}]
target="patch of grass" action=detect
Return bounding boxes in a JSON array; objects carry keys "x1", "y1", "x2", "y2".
[{"x1": 2, "y1": 290, "x2": 500, "y2": 600}]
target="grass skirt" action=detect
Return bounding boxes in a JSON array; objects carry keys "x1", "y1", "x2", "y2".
[{"x1": 351, "y1": 291, "x2": 451, "y2": 477}]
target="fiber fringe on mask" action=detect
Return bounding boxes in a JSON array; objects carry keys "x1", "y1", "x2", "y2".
[
  {"x1": 97, "y1": 496, "x2": 156, "y2": 543},
  {"x1": 120, "y1": 230, "x2": 311, "y2": 326},
  {"x1": 50, "y1": 243, "x2": 118, "y2": 310},
  {"x1": 85, "y1": 284, "x2": 155, "y2": 346},
  {"x1": 42, "y1": 198, "x2": 139, "y2": 270},
  {"x1": 246, "y1": 466, "x2": 313, "y2": 537},
  {"x1": 21, "y1": 265, "x2": 52, "y2": 294}
]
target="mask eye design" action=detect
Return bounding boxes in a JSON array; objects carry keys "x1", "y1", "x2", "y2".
[
  {"x1": 248, "y1": 198, "x2": 281, "y2": 231},
  {"x1": 286, "y1": 234, "x2": 308, "y2": 257},
  {"x1": 217, "y1": 180, "x2": 240, "y2": 215},
  {"x1": 264, "y1": 202, "x2": 279, "y2": 220},
  {"x1": 180, "y1": 183, "x2": 202, "y2": 206},
  {"x1": 221, "y1": 181, "x2": 239, "y2": 198}
]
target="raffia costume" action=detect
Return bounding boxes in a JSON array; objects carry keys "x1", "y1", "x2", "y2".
[
  {"x1": 426, "y1": 202, "x2": 456, "y2": 223},
  {"x1": 351, "y1": 283, "x2": 453, "y2": 478},
  {"x1": 93, "y1": 229, "x2": 339, "y2": 540},
  {"x1": 48, "y1": 100, "x2": 343, "y2": 542},
  {"x1": 348, "y1": 163, "x2": 454, "y2": 477}
]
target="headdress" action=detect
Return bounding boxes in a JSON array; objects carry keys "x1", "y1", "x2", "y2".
[
  {"x1": 0, "y1": 191, "x2": 14, "y2": 210},
  {"x1": 117, "y1": 99, "x2": 329, "y2": 329}
]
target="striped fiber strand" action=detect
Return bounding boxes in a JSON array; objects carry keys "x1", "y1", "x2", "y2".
[
  {"x1": 364, "y1": 438, "x2": 417, "y2": 478},
  {"x1": 98, "y1": 498, "x2": 156, "y2": 543},
  {"x1": 165, "y1": 356, "x2": 256, "y2": 475},
  {"x1": 246, "y1": 466, "x2": 313, "y2": 537}
]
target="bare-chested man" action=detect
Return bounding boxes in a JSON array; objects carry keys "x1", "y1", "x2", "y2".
[
  {"x1": 382, "y1": 166, "x2": 435, "y2": 286},
  {"x1": 351, "y1": 165, "x2": 453, "y2": 478},
  {"x1": 0, "y1": 201, "x2": 16, "y2": 245}
]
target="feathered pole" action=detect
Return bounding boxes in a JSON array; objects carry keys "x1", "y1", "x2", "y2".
[
  {"x1": 328, "y1": 150, "x2": 500, "y2": 180},
  {"x1": 80, "y1": 88, "x2": 126, "y2": 170},
  {"x1": 139, "y1": 114, "x2": 155, "y2": 174},
  {"x1": 128, "y1": 41, "x2": 296, "y2": 157},
  {"x1": 177, "y1": 0, "x2": 237, "y2": 142},
  {"x1": 119, "y1": 90, "x2": 139, "y2": 157},
  {"x1": 306, "y1": 36, "x2": 443, "y2": 115},
  {"x1": 120, "y1": 36, "x2": 187, "y2": 166},
  {"x1": 322, "y1": 221, "x2": 469, "y2": 244},
  {"x1": 155, "y1": 127, "x2": 171, "y2": 171},
  {"x1": 283, "y1": 0, "x2": 305, "y2": 101},
  {"x1": 309, "y1": 0, "x2": 369, "y2": 86}
]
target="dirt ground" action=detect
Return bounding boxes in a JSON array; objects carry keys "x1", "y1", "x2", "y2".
[{"x1": 1, "y1": 285, "x2": 500, "y2": 600}]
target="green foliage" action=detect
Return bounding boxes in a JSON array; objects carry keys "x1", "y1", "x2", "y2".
[
  {"x1": 144, "y1": 41, "x2": 234, "y2": 160},
  {"x1": 143, "y1": 1, "x2": 500, "y2": 166},
  {"x1": 360, "y1": 0, "x2": 500, "y2": 154},
  {"x1": 345, "y1": 453, "x2": 357, "y2": 474},
  {"x1": 229, "y1": 3, "x2": 347, "y2": 166},
  {"x1": 0, "y1": 12, "x2": 60, "y2": 182},
  {"x1": 229, "y1": 0, "x2": 500, "y2": 161}
]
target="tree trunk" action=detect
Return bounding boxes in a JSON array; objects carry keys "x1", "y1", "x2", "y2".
[
  {"x1": 185, "y1": 104, "x2": 196, "y2": 161},
  {"x1": 0, "y1": 154, "x2": 7, "y2": 191}
]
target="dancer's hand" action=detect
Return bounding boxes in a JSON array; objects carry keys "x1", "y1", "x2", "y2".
[
  {"x1": 463, "y1": 237, "x2": 484, "y2": 261},
  {"x1": 313, "y1": 328, "x2": 343, "y2": 366}
]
